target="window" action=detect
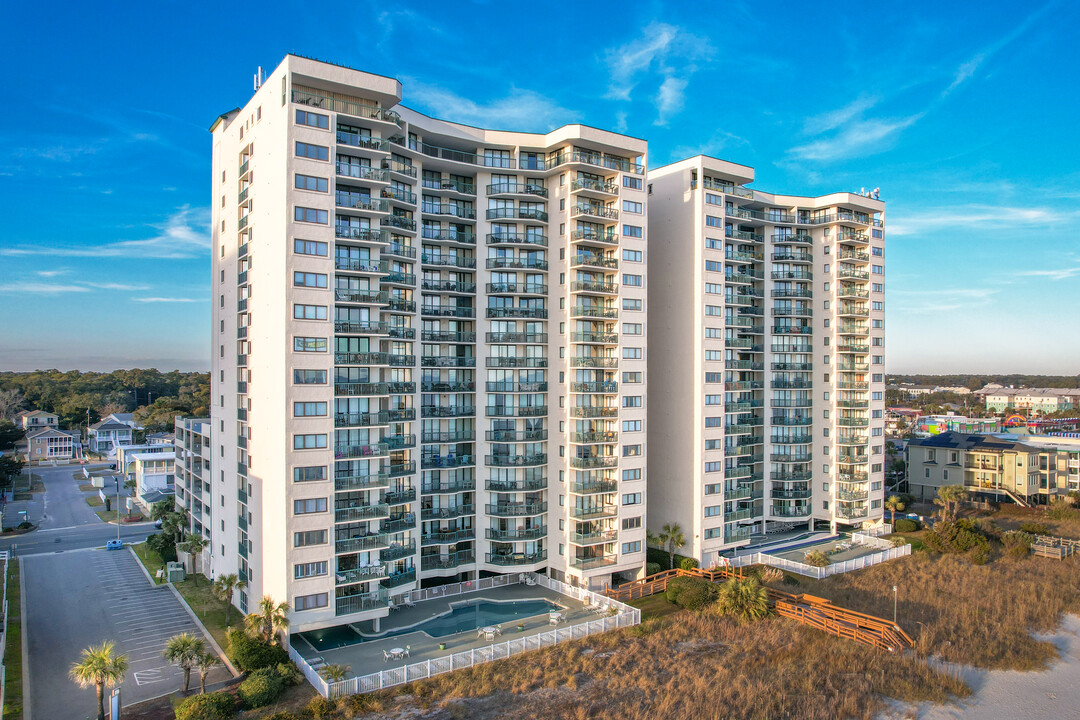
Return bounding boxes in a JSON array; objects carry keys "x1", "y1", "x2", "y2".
[
  {"x1": 705, "y1": 283, "x2": 723, "y2": 294},
  {"x1": 622, "y1": 541, "x2": 642, "y2": 554},
  {"x1": 705, "y1": 305, "x2": 723, "y2": 316},
  {"x1": 622, "y1": 200, "x2": 642, "y2": 213},
  {"x1": 623, "y1": 298, "x2": 642, "y2": 311},
  {"x1": 293, "y1": 529, "x2": 327, "y2": 546},
  {"x1": 295, "y1": 109, "x2": 329, "y2": 129},
  {"x1": 623, "y1": 444, "x2": 642, "y2": 456},
  {"x1": 872, "y1": 301, "x2": 884, "y2": 310},
  {"x1": 871, "y1": 391, "x2": 883, "y2": 400},
  {"x1": 705, "y1": 350, "x2": 723, "y2": 360},
  {"x1": 294, "y1": 369, "x2": 327, "y2": 384},
  {"x1": 706, "y1": 237, "x2": 722, "y2": 249},
  {"x1": 872, "y1": 265, "x2": 884, "y2": 274},
  {"x1": 703, "y1": 505, "x2": 722, "y2": 517},
  {"x1": 704, "y1": 528, "x2": 722, "y2": 539},
  {"x1": 872, "y1": 319, "x2": 883, "y2": 328},
  {"x1": 704, "y1": 483, "x2": 723, "y2": 495},
  {"x1": 293, "y1": 304, "x2": 327, "y2": 320},
  {"x1": 623, "y1": 396, "x2": 642, "y2": 407},
  {"x1": 705, "y1": 192, "x2": 722, "y2": 205},
  {"x1": 623, "y1": 249, "x2": 642, "y2": 262},
  {"x1": 294, "y1": 141, "x2": 329, "y2": 161},
  {"x1": 872, "y1": 355, "x2": 883, "y2": 365},
  {"x1": 293, "y1": 337, "x2": 327, "y2": 352},
  {"x1": 704, "y1": 373, "x2": 723, "y2": 382},
  {"x1": 704, "y1": 461, "x2": 722, "y2": 473},
  {"x1": 293, "y1": 466, "x2": 326, "y2": 483},
  {"x1": 871, "y1": 246, "x2": 883, "y2": 256},
  {"x1": 705, "y1": 215, "x2": 722, "y2": 227},
  {"x1": 623, "y1": 347, "x2": 642, "y2": 359},
  {"x1": 294, "y1": 239, "x2": 328, "y2": 256},
  {"x1": 704, "y1": 417, "x2": 723, "y2": 427},
  {"x1": 623, "y1": 468, "x2": 642, "y2": 481},
  {"x1": 623, "y1": 224, "x2": 643, "y2": 238},
  {"x1": 293, "y1": 271, "x2": 328, "y2": 288},
  {"x1": 705, "y1": 260, "x2": 723, "y2": 272},
  {"x1": 872, "y1": 283, "x2": 883, "y2": 293},
  {"x1": 622, "y1": 516, "x2": 642, "y2": 530},
  {"x1": 293, "y1": 434, "x2": 327, "y2": 450},
  {"x1": 294, "y1": 561, "x2": 327, "y2": 579},
  {"x1": 622, "y1": 492, "x2": 642, "y2": 505},
  {"x1": 293, "y1": 497, "x2": 327, "y2": 514},
  {"x1": 294, "y1": 593, "x2": 328, "y2": 611},
  {"x1": 623, "y1": 274, "x2": 642, "y2": 286},
  {"x1": 623, "y1": 322, "x2": 642, "y2": 335},
  {"x1": 623, "y1": 371, "x2": 642, "y2": 383},
  {"x1": 293, "y1": 402, "x2": 327, "y2": 417},
  {"x1": 623, "y1": 176, "x2": 642, "y2": 190},
  {"x1": 705, "y1": 395, "x2": 723, "y2": 405},
  {"x1": 294, "y1": 174, "x2": 328, "y2": 192},
  {"x1": 294, "y1": 206, "x2": 328, "y2": 224},
  {"x1": 623, "y1": 420, "x2": 642, "y2": 432}
]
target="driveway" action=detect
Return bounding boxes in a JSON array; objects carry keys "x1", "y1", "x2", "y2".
[{"x1": 23, "y1": 549, "x2": 231, "y2": 718}]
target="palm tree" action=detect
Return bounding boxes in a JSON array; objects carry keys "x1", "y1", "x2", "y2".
[
  {"x1": 180, "y1": 535, "x2": 206, "y2": 585},
  {"x1": 884, "y1": 494, "x2": 906, "y2": 524},
  {"x1": 320, "y1": 663, "x2": 351, "y2": 683},
  {"x1": 934, "y1": 485, "x2": 967, "y2": 521},
  {"x1": 70, "y1": 641, "x2": 129, "y2": 720},
  {"x1": 657, "y1": 522, "x2": 686, "y2": 570},
  {"x1": 196, "y1": 652, "x2": 222, "y2": 694},
  {"x1": 162, "y1": 632, "x2": 204, "y2": 693},
  {"x1": 244, "y1": 596, "x2": 291, "y2": 644},
  {"x1": 213, "y1": 573, "x2": 246, "y2": 627},
  {"x1": 715, "y1": 577, "x2": 770, "y2": 621}
]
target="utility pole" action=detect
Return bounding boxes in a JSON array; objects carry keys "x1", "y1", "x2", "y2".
[{"x1": 115, "y1": 476, "x2": 122, "y2": 540}]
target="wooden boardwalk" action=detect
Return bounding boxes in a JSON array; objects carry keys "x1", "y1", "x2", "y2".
[
  {"x1": 605, "y1": 566, "x2": 913, "y2": 653},
  {"x1": 1032, "y1": 535, "x2": 1080, "y2": 559}
]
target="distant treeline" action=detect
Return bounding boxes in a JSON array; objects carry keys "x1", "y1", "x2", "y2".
[
  {"x1": 887, "y1": 374, "x2": 1080, "y2": 390},
  {"x1": 0, "y1": 369, "x2": 210, "y2": 432}
]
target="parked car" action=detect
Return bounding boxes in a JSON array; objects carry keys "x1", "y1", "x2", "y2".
[
  {"x1": 106, "y1": 539, "x2": 123, "y2": 550},
  {"x1": 154, "y1": 519, "x2": 163, "y2": 529}
]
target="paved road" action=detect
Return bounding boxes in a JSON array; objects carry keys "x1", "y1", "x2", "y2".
[{"x1": 24, "y1": 550, "x2": 231, "y2": 718}]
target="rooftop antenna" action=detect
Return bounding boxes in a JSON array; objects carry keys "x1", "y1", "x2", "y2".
[{"x1": 253, "y1": 66, "x2": 264, "y2": 92}]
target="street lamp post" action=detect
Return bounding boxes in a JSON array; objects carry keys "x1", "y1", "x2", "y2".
[
  {"x1": 892, "y1": 585, "x2": 898, "y2": 625},
  {"x1": 114, "y1": 477, "x2": 122, "y2": 542}
]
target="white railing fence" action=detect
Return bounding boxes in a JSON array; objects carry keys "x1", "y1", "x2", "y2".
[
  {"x1": 290, "y1": 573, "x2": 641, "y2": 699},
  {"x1": 722, "y1": 542, "x2": 911, "y2": 579}
]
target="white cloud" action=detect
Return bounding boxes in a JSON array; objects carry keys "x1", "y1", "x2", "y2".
[
  {"x1": 405, "y1": 82, "x2": 573, "y2": 131},
  {"x1": 0, "y1": 206, "x2": 210, "y2": 259},
  {"x1": 789, "y1": 114, "x2": 923, "y2": 162},
  {"x1": 887, "y1": 204, "x2": 1079, "y2": 236},
  {"x1": 613, "y1": 110, "x2": 628, "y2": 134},
  {"x1": 78, "y1": 282, "x2": 153, "y2": 291},
  {"x1": 132, "y1": 297, "x2": 202, "y2": 303},
  {"x1": 654, "y1": 77, "x2": 688, "y2": 126},
  {"x1": 891, "y1": 287, "x2": 999, "y2": 314},
  {"x1": 669, "y1": 131, "x2": 750, "y2": 164},
  {"x1": 1015, "y1": 266, "x2": 1080, "y2": 281},
  {"x1": 36, "y1": 268, "x2": 70, "y2": 278},
  {"x1": 802, "y1": 95, "x2": 879, "y2": 135},
  {"x1": 0, "y1": 282, "x2": 91, "y2": 294}
]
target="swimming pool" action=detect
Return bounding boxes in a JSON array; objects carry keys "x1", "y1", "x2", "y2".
[{"x1": 298, "y1": 598, "x2": 563, "y2": 651}]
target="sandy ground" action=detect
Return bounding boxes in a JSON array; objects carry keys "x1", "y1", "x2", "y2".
[{"x1": 886, "y1": 614, "x2": 1080, "y2": 719}]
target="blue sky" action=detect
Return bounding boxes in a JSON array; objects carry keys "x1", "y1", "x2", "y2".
[{"x1": 2, "y1": 1, "x2": 1078, "y2": 373}]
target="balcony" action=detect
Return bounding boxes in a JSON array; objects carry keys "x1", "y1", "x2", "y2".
[
  {"x1": 421, "y1": 550, "x2": 476, "y2": 571},
  {"x1": 335, "y1": 382, "x2": 389, "y2": 397},
  {"x1": 486, "y1": 502, "x2": 548, "y2": 517},
  {"x1": 771, "y1": 288, "x2": 813, "y2": 299},
  {"x1": 334, "y1": 320, "x2": 389, "y2": 334},
  {"x1": 570, "y1": 357, "x2": 619, "y2": 369},
  {"x1": 336, "y1": 163, "x2": 390, "y2": 182},
  {"x1": 571, "y1": 331, "x2": 618, "y2": 344},
  {"x1": 570, "y1": 456, "x2": 617, "y2": 469},
  {"x1": 485, "y1": 551, "x2": 548, "y2": 566},
  {"x1": 486, "y1": 282, "x2": 547, "y2": 295},
  {"x1": 422, "y1": 228, "x2": 477, "y2": 245},
  {"x1": 487, "y1": 232, "x2": 547, "y2": 247},
  {"x1": 335, "y1": 533, "x2": 390, "y2": 554},
  {"x1": 485, "y1": 454, "x2": 548, "y2": 467},
  {"x1": 421, "y1": 405, "x2": 476, "y2": 418},
  {"x1": 381, "y1": 569, "x2": 418, "y2": 589},
  {"x1": 570, "y1": 554, "x2": 618, "y2": 570},
  {"x1": 421, "y1": 477, "x2": 476, "y2": 494},
  {"x1": 381, "y1": 540, "x2": 417, "y2": 562},
  {"x1": 726, "y1": 250, "x2": 764, "y2": 263},
  {"x1": 486, "y1": 477, "x2": 548, "y2": 491},
  {"x1": 487, "y1": 331, "x2": 547, "y2": 344},
  {"x1": 337, "y1": 195, "x2": 390, "y2": 214},
  {"x1": 422, "y1": 176, "x2": 476, "y2": 195},
  {"x1": 335, "y1": 289, "x2": 388, "y2": 305},
  {"x1": 571, "y1": 203, "x2": 619, "y2": 221},
  {"x1": 334, "y1": 411, "x2": 391, "y2": 428},
  {"x1": 384, "y1": 486, "x2": 417, "y2": 505},
  {"x1": 485, "y1": 381, "x2": 547, "y2": 393},
  {"x1": 570, "y1": 478, "x2": 618, "y2": 494},
  {"x1": 421, "y1": 455, "x2": 476, "y2": 469},
  {"x1": 485, "y1": 207, "x2": 549, "y2": 222},
  {"x1": 570, "y1": 431, "x2": 618, "y2": 444},
  {"x1": 421, "y1": 355, "x2": 476, "y2": 368},
  {"x1": 570, "y1": 406, "x2": 617, "y2": 419},
  {"x1": 335, "y1": 473, "x2": 391, "y2": 492},
  {"x1": 420, "y1": 305, "x2": 474, "y2": 318},
  {"x1": 550, "y1": 150, "x2": 644, "y2": 175},
  {"x1": 486, "y1": 406, "x2": 548, "y2": 418},
  {"x1": 334, "y1": 503, "x2": 391, "y2": 523},
  {"x1": 570, "y1": 505, "x2": 618, "y2": 520},
  {"x1": 423, "y1": 430, "x2": 476, "y2": 443},
  {"x1": 485, "y1": 430, "x2": 548, "y2": 443},
  {"x1": 421, "y1": 203, "x2": 476, "y2": 220},
  {"x1": 335, "y1": 564, "x2": 389, "y2": 585},
  {"x1": 421, "y1": 253, "x2": 476, "y2": 269},
  {"x1": 486, "y1": 257, "x2": 549, "y2": 271},
  {"x1": 334, "y1": 590, "x2": 391, "y2": 617},
  {"x1": 772, "y1": 251, "x2": 813, "y2": 263},
  {"x1": 486, "y1": 526, "x2": 546, "y2": 541},
  {"x1": 571, "y1": 230, "x2": 619, "y2": 247},
  {"x1": 570, "y1": 177, "x2": 619, "y2": 195},
  {"x1": 570, "y1": 381, "x2": 618, "y2": 394},
  {"x1": 570, "y1": 280, "x2": 619, "y2": 295},
  {"x1": 771, "y1": 505, "x2": 812, "y2": 518},
  {"x1": 420, "y1": 504, "x2": 475, "y2": 521},
  {"x1": 333, "y1": 443, "x2": 389, "y2": 460},
  {"x1": 571, "y1": 253, "x2": 618, "y2": 270},
  {"x1": 422, "y1": 529, "x2": 474, "y2": 545},
  {"x1": 487, "y1": 181, "x2": 548, "y2": 197},
  {"x1": 423, "y1": 330, "x2": 476, "y2": 343},
  {"x1": 570, "y1": 305, "x2": 618, "y2": 320},
  {"x1": 335, "y1": 226, "x2": 390, "y2": 243},
  {"x1": 486, "y1": 307, "x2": 548, "y2": 320}
]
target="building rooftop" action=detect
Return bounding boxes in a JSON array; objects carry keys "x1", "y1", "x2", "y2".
[{"x1": 906, "y1": 432, "x2": 1043, "y2": 454}]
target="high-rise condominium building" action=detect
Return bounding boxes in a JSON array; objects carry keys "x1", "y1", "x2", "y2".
[
  {"x1": 209, "y1": 55, "x2": 648, "y2": 633},
  {"x1": 647, "y1": 156, "x2": 886, "y2": 565},
  {"x1": 174, "y1": 416, "x2": 211, "y2": 568}
]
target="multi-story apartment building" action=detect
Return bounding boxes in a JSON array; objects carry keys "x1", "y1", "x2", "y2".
[
  {"x1": 906, "y1": 432, "x2": 1065, "y2": 504},
  {"x1": 174, "y1": 417, "x2": 212, "y2": 566},
  {"x1": 975, "y1": 387, "x2": 1080, "y2": 415},
  {"x1": 208, "y1": 55, "x2": 648, "y2": 633},
  {"x1": 647, "y1": 156, "x2": 886, "y2": 565}
]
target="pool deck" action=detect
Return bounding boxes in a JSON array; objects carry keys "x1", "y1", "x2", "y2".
[
  {"x1": 291, "y1": 583, "x2": 596, "y2": 679},
  {"x1": 769, "y1": 538, "x2": 882, "y2": 564}
]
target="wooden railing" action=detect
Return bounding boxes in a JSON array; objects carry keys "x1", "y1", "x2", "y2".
[{"x1": 605, "y1": 566, "x2": 913, "y2": 652}]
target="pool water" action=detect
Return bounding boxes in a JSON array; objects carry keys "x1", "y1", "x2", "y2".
[{"x1": 297, "y1": 599, "x2": 562, "y2": 651}]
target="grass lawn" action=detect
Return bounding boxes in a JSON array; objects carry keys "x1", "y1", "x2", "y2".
[
  {"x1": 86, "y1": 495, "x2": 104, "y2": 507},
  {"x1": 131, "y1": 542, "x2": 167, "y2": 584},
  {"x1": 4, "y1": 559, "x2": 23, "y2": 720},
  {"x1": 628, "y1": 593, "x2": 682, "y2": 620},
  {"x1": 173, "y1": 576, "x2": 232, "y2": 650},
  {"x1": 96, "y1": 509, "x2": 145, "y2": 524},
  {"x1": 77, "y1": 483, "x2": 97, "y2": 492}
]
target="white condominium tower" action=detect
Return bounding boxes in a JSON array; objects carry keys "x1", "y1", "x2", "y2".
[
  {"x1": 209, "y1": 55, "x2": 648, "y2": 633},
  {"x1": 647, "y1": 156, "x2": 886, "y2": 565}
]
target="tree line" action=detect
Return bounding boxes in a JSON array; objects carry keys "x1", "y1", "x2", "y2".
[
  {"x1": 0, "y1": 369, "x2": 209, "y2": 432},
  {"x1": 887, "y1": 374, "x2": 1080, "y2": 390}
]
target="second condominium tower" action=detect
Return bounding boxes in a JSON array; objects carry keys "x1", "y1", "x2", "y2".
[
  {"x1": 647, "y1": 156, "x2": 886, "y2": 565},
  {"x1": 208, "y1": 56, "x2": 648, "y2": 634}
]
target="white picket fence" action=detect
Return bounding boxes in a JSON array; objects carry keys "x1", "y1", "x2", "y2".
[
  {"x1": 727, "y1": 542, "x2": 911, "y2": 579},
  {"x1": 290, "y1": 574, "x2": 641, "y2": 698}
]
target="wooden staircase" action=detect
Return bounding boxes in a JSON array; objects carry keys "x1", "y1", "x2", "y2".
[{"x1": 605, "y1": 567, "x2": 913, "y2": 652}]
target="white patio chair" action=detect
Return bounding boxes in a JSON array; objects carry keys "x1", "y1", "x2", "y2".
[
  {"x1": 383, "y1": 650, "x2": 391, "y2": 662},
  {"x1": 404, "y1": 645, "x2": 411, "y2": 657}
]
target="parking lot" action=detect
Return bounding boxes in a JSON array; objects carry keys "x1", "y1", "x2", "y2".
[{"x1": 24, "y1": 548, "x2": 232, "y2": 717}]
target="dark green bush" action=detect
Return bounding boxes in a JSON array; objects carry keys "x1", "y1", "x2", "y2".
[
  {"x1": 893, "y1": 518, "x2": 920, "y2": 533},
  {"x1": 145, "y1": 532, "x2": 177, "y2": 563},
  {"x1": 679, "y1": 557, "x2": 700, "y2": 570},
  {"x1": 237, "y1": 667, "x2": 285, "y2": 708},
  {"x1": 1003, "y1": 532, "x2": 1034, "y2": 558},
  {"x1": 174, "y1": 691, "x2": 236, "y2": 720},
  {"x1": 16, "y1": 521, "x2": 32, "y2": 530},
  {"x1": 645, "y1": 562, "x2": 661, "y2": 576},
  {"x1": 664, "y1": 576, "x2": 716, "y2": 610},
  {"x1": 274, "y1": 662, "x2": 302, "y2": 686},
  {"x1": 227, "y1": 629, "x2": 289, "y2": 671},
  {"x1": 924, "y1": 520, "x2": 992, "y2": 561},
  {"x1": 1019, "y1": 521, "x2": 1049, "y2": 535}
]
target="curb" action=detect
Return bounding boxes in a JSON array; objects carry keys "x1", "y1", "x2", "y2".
[
  {"x1": 166, "y1": 583, "x2": 241, "y2": 678},
  {"x1": 20, "y1": 558, "x2": 31, "y2": 720}
]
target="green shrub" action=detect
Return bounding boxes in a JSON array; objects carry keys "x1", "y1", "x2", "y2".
[
  {"x1": 306, "y1": 696, "x2": 336, "y2": 719},
  {"x1": 174, "y1": 691, "x2": 236, "y2": 720},
  {"x1": 679, "y1": 557, "x2": 699, "y2": 570},
  {"x1": 1003, "y1": 532, "x2": 1034, "y2": 558},
  {"x1": 645, "y1": 562, "x2": 661, "y2": 576},
  {"x1": 274, "y1": 662, "x2": 302, "y2": 686},
  {"x1": 923, "y1": 520, "x2": 992, "y2": 559},
  {"x1": 237, "y1": 667, "x2": 285, "y2": 708},
  {"x1": 664, "y1": 576, "x2": 716, "y2": 609},
  {"x1": 803, "y1": 550, "x2": 830, "y2": 567},
  {"x1": 227, "y1": 629, "x2": 289, "y2": 671},
  {"x1": 260, "y1": 713, "x2": 301, "y2": 720},
  {"x1": 969, "y1": 546, "x2": 991, "y2": 565},
  {"x1": 893, "y1": 518, "x2": 920, "y2": 533},
  {"x1": 1047, "y1": 500, "x2": 1077, "y2": 521},
  {"x1": 758, "y1": 566, "x2": 784, "y2": 584},
  {"x1": 713, "y1": 577, "x2": 770, "y2": 621},
  {"x1": 16, "y1": 521, "x2": 32, "y2": 530},
  {"x1": 145, "y1": 532, "x2": 177, "y2": 563},
  {"x1": 1019, "y1": 521, "x2": 1049, "y2": 535}
]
